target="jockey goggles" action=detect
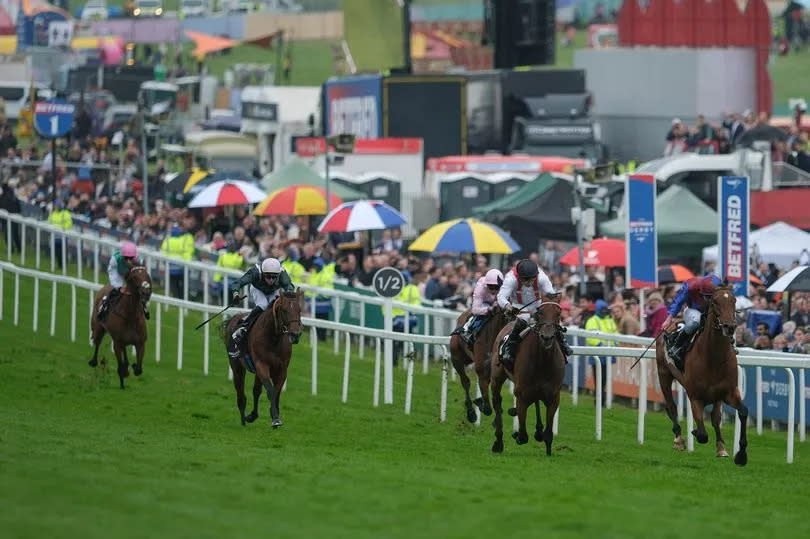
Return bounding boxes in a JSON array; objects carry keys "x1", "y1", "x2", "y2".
[{"x1": 263, "y1": 272, "x2": 280, "y2": 282}]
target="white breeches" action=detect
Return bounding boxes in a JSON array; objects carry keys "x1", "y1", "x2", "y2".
[
  {"x1": 683, "y1": 307, "x2": 701, "y2": 333},
  {"x1": 250, "y1": 285, "x2": 280, "y2": 310},
  {"x1": 108, "y1": 258, "x2": 124, "y2": 289}
]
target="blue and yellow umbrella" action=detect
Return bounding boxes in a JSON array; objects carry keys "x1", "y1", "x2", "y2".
[{"x1": 408, "y1": 218, "x2": 520, "y2": 254}]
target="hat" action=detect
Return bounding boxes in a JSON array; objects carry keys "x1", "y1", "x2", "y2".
[
  {"x1": 646, "y1": 291, "x2": 664, "y2": 304},
  {"x1": 595, "y1": 299, "x2": 609, "y2": 313},
  {"x1": 170, "y1": 226, "x2": 182, "y2": 237},
  {"x1": 311, "y1": 257, "x2": 325, "y2": 269},
  {"x1": 672, "y1": 118, "x2": 681, "y2": 125}
]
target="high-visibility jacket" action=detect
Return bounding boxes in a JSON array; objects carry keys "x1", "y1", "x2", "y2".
[
  {"x1": 214, "y1": 251, "x2": 244, "y2": 283},
  {"x1": 307, "y1": 263, "x2": 335, "y2": 314},
  {"x1": 282, "y1": 259, "x2": 306, "y2": 285},
  {"x1": 585, "y1": 314, "x2": 617, "y2": 347},
  {"x1": 391, "y1": 283, "x2": 422, "y2": 317},
  {"x1": 48, "y1": 209, "x2": 73, "y2": 230},
  {"x1": 160, "y1": 233, "x2": 195, "y2": 275}
]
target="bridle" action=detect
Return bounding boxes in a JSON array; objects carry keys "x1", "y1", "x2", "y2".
[
  {"x1": 533, "y1": 301, "x2": 563, "y2": 335},
  {"x1": 707, "y1": 290, "x2": 736, "y2": 340},
  {"x1": 272, "y1": 294, "x2": 301, "y2": 335}
]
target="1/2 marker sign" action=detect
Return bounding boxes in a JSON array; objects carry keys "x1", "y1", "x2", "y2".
[
  {"x1": 33, "y1": 100, "x2": 76, "y2": 139},
  {"x1": 373, "y1": 266, "x2": 404, "y2": 298}
]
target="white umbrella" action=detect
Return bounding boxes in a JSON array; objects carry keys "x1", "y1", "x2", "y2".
[
  {"x1": 187, "y1": 180, "x2": 267, "y2": 208},
  {"x1": 767, "y1": 265, "x2": 810, "y2": 293}
]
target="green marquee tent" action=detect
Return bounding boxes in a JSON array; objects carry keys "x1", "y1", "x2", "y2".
[
  {"x1": 599, "y1": 184, "x2": 718, "y2": 258},
  {"x1": 261, "y1": 158, "x2": 366, "y2": 201}
]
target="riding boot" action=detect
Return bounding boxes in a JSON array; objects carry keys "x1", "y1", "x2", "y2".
[
  {"x1": 232, "y1": 306, "x2": 263, "y2": 348},
  {"x1": 499, "y1": 318, "x2": 527, "y2": 371},
  {"x1": 556, "y1": 330, "x2": 573, "y2": 363},
  {"x1": 98, "y1": 288, "x2": 121, "y2": 320},
  {"x1": 669, "y1": 330, "x2": 692, "y2": 371}
]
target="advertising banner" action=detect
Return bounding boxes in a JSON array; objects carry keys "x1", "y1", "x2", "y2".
[
  {"x1": 626, "y1": 174, "x2": 657, "y2": 288},
  {"x1": 718, "y1": 176, "x2": 750, "y2": 296},
  {"x1": 323, "y1": 75, "x2": 383, "y2": 138},
  {"x1": 742, "y1": 367, "x2": 810, "y2": 426}
]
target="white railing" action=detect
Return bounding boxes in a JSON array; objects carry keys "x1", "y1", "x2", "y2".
[
  {"x1": 0, "y1": 209, "x2": 463, "y2": 370},
  {"x1": 0, "y1": 260, "x2": 806, "y2": 463}
]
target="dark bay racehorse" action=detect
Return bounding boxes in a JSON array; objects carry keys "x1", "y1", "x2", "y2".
[
  {"x1": 656, "y1": 284, "x2": 749, "y2": 465},
  {"x1": 490, "y1": 300, "x2": 566, "y2": 456},
  {"x1": 449, "y1": 306, "x2": 509, "y2": 422},
  {"x1": 223, "y1": 290, "x2": 303, "y2": 428},
  {"x1": 89, "y1": 266, "x2": 152, "y2": 389}
]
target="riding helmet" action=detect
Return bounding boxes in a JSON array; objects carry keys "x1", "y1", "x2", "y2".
[
  {"x1": 699, "y1": 274, "x2": 722, "y2": 296},
  {"x1": 516, "y1": 259, "x2": 539, "y2": 280},
  {"x1": 120, "y1": 241, "x2": 138, "y2": 259},
  {"x1": 261, "y1": 258, "x2": 282, "y2": 275},
  {"x1": 484, "y1": 268, "x2": 504, "y2": 287}
]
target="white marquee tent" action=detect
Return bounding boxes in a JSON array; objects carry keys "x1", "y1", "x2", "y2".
[{"x1": 702, "y1": 221, "x2": 810, "y2": 269}]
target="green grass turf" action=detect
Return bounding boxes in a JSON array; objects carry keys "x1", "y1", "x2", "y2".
[
  {"x1": 344, "y1": 0, "x2": 404, "y2": 72},
  {"x1": 1, "y1": 260, "x2": 810, "y2": 538}
]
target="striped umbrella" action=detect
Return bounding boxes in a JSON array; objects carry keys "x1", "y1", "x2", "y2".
[
  {"x1": 187, "y1": 180, "x2": 267, "y2": 208},
  {"x1": 658, "y1": 264, "x2": 695, "y2": 284},
  {"x1": 182, "y1": 168, "x2": 213, "y2": 193},
  {"x1": 408, "y1": 218, "x2": 520, "y2": 254},
  {"x1": 317, "y1": 200, "x2": 407, "y2": 233},
  {"x1": 254, "y1": 185, "x2": 343, "y2": 216}
]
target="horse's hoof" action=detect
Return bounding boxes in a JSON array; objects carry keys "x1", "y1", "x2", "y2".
[
  {"x1": 466, "y1": 408, "x2": 477, "y2": 423},
  {"x1": 88, "y1": 358, "x2": 98, "y2": 367},
  {"x1": 491, "y1": 439, "x2": 504, "y2": 453},
  {"x1": 734, "y1": 451, "x2": 748, "y2": 467},
  {"x1": 271, "y1": 419, "x2": 283, "y2": 429},
  {"x1": 507, "y1": 407, "x2": 517, "y2": 417},
  {"x1": 534, "y1": 430, "x2": 544, "y2": 443},
  {"x1": 673, "y1": 437, "x2": 686, "y2": 451},
  {"x1": 512, "y1": 431, "x2": 528, "y2": 445},
  {"x1": 692, "y1": 430, "x2": 709, "y2": 444},
  {"x1": 481, "y1": 403, "x2": 492, "y2": 416},
  {"x1": 245, "y1": 412, "x2": 258, "y2": 423},
  {"x1": 133, "y1": 365, "x2": 142, "y2": 376},
  {"x1": 716, "y1": 449, "x2": 729, "y2": 458}
]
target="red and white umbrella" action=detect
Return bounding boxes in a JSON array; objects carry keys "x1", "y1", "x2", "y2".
[
  {"x1": 187, "y1": 180, "x2": 267, "y2": 208},
  {"x1": 317, "y1": 200, "x2": 407, "y2": 233}
]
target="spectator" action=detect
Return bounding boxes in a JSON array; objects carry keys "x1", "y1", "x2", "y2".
[
  {"x1": 356, "y1": 255, "x2": 376, "y2": 287},
  {"x1": 792, "y1": 297, "x2": 810, "y2": 327},
  {"x1": 753, "y1": 322, "x2": 772, "y2": 350},
  {"x1": 735, "y1": 323, "x2": 755, "y2": 348},
  {"x1": 337, "y1": 254, "x2": 358, "y2": 281},
  {"x1": 161, "y1": 225, "x2": 195, "y2": 298},
  {"x1": 641, "y1": 291, "x2": 667, "y2": 337},
  {"x1": 0, "y1": 181, "x2": 21, "y2": 252},
  {"x1": 790, "y1": 326, "x2": 808, "y2": 354},
  {"x1": 213, "y1": 240, "x2": 244, "y2": 297},
  {"x1": 772, "y1": 333, "x2": 790, "y2": 352},
  {"x1": 48, "y1": 199, "x2": 73, "y2": 269},
  {"x1": 307, "y1": 257, "x2": 334, "y2": 341},
  {"x1": 585, "y1": 299, "x2": 617, "y2": 407},
  {"x1": 610, "y1": 301, "x2": 639, "y2": 335},
  {"x1": 424, "y1": 267, "x2": 443, "y2": 301}
]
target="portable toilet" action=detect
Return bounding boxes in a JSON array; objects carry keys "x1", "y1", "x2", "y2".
[{"x1": 438, "y1": 172, "x2": 493, "y2": 220}]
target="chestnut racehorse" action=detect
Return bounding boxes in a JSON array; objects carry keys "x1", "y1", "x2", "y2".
[
  {"x1": 449, "y1": 306, "x2": 509, "y2": 422},
  {"x1": 490, "y1": 300, "x2": 566, "y2": 456},
  {"x1": 89, "y1": 266, "x2": 152, "y2": 389},
  {"x1": 223, "y1": 290, "x2": 303, "y2": 428},
  {"x1": 656, "y1": 284, "x2": 749, "y2": 466}
]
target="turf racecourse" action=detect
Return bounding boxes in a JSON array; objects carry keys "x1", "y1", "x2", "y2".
[{"x1": 1, "y1": 270, "x2": 809, "y2": 539}]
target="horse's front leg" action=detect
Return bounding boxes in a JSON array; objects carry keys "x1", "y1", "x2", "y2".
[
  {"x1": 689, "y1": 399, "x2": 709, "y2": 444},
  {"x1": 473, "y1": 344, "x2": 492, "y2": 416},
  {"x1": 543, "y1": 393, "x2": 560, "y2": 456},
  {"x1": 230, "y1": 360, "x2": 248, "y2": 426},
  {"x1": 658, "y1": 366, "x2": 685, "y2": 450},
  {"x1": 132, "y1": 342, "x2": 144, "y2": 377},
  {"x1": 245, "y1": 375, "x2": 262, "y2": 423},
  {"x1": 710, "y1": 401, "x2": 728, "y2": 457},
  {"x1": 534, "y1": 401, "x2": 545, "y2": 443},
  {"x1": 113, "y1": 341, "x2": 129, "y2": 390},
  {"x1": 270, "y1": 368, "x2": 287, "y2": 429},
  {"x1": 450, "y1": 338, "x2": 476, "y2": 423},
  {"x1": 511, "y1": 393, "x2": 529, "y2": 445},
  {"x1": 725, "y1": 387, "x2": 749, "y2": 466},
  {"x1": 491, "y1": 371, "x2": 505, "y2": 453},
  {"x1": 255, "y1": 362, "x2": 278, "y2": 429}
]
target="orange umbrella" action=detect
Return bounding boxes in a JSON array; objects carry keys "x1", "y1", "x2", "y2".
[
  {"x1": 749, "y1": 273, "x2": 763, "y2": 285},
  {"x1": 184, "y1": 30, "x2": 237, "y2": 58},
  {"x1": 658, "y1": 264, "x2": 695, "y2": 284},
  {"x1": 254, "y1": 185, "x2": 343, "y2": 216}
]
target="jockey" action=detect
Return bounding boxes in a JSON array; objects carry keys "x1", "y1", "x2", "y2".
[
  {"x1": 662, "y1": 273, "x2": 724, "y2": 369},
  {"x1": 229, "y1": 257, "x2": 295, "y2": 356},
  {"x1": 98, "y1": 241, "x2": 144, "y2": 320},
  {"x1": 453, "y1": 269, "x2": 504, "y2": 346},
  {"x1": 496, "y1": 259, "x2": 573, "y2": 370}
]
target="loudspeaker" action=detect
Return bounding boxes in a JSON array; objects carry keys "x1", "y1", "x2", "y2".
[{"x1": 485, "y1": 0, "x2": 555, "y2": 68}]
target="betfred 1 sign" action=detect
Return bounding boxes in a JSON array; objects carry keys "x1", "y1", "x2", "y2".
[
  {"x1": 718, "y1": 176, "x2": 750, "y2": 296},
  {"x1": 33, "y1": 100, "x2": 75, "y2": 139}
]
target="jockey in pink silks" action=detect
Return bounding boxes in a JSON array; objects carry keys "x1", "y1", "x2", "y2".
[{"x1": 453, "y1": 269, "x2": 504, "y2": 346}]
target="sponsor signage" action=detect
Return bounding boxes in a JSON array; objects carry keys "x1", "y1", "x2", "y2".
[
  {"x1": 718, "y1": 176, "x2": 750, "y2": 297},
  {"x1": 626, "y1": 173, "x2": 657, "y2": 288},
  {"x1": 523, "y1": 123, "x2": 594, "y2": 143},
  {"x1": 241, "y1": 101, "x2": 278, "y2": 122},
  {"x1": 324, "y1": 75, "x2": 383, "y2": 138}
]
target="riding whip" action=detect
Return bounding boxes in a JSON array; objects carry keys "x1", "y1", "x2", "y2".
[
  {"x1": 630, "y1": 330, "x2": 664, "y2": 370},
  {"x1": 195, "y1": 295, "x2": 245, "y2": 330}
]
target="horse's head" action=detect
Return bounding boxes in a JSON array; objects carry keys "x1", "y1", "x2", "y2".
[
  {"x1": 534, "y1": 300, "x2": 562, "y2": 349},
  {"x1": 709, "y1": 285, "x2": 736, "y2": 340},
  {"x1": 126, "y1": 266, "x2": 152, "y2": 305},
  {"x1": 274, "y1": 289, "x2": 303, "y2": 344}
]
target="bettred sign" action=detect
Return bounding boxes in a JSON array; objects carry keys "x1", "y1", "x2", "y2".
[{"x1": 294, "y1": 137, "x2": 422, "y2": 157}]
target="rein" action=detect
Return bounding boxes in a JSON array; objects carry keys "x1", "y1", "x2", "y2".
[
  {"x1": 707, "y1": 292, "x2": 736, "y2": 342},
  {"x1": 272, "y1": 296, "x2": 301, "y2": 336}
]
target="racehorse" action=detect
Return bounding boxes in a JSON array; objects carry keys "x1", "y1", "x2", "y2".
[
  {"x1": 656, "y1": 284, "x2": 749, "y2": 466},
  {"x1": 490, "y1": 300, "x2": 566, "y2": 456},
  {"x1": 449, "y1": 306, "x2": 509, "y2": 423},
  {"x1": 89, "y1": 266, "x2": 152, "y2": 389},
  {"x1": 223, "y1": 290, "x2": 303, "y2": 428}
]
